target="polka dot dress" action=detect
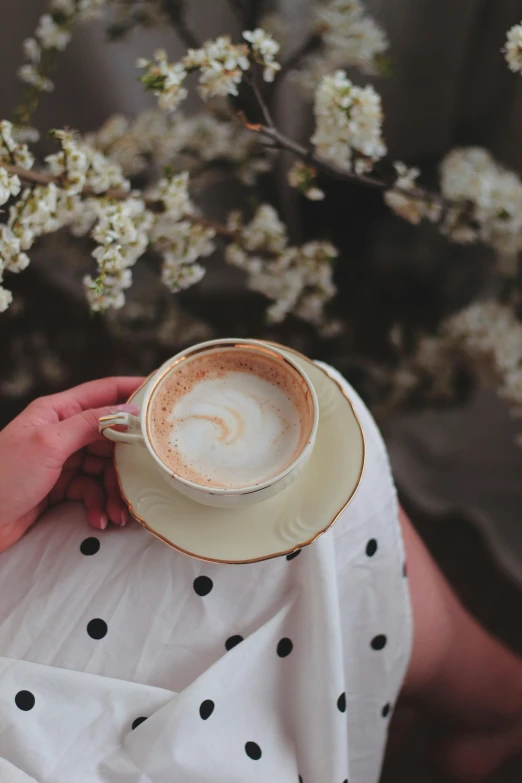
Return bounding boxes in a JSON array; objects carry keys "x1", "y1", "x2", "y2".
[{"x1": 0, "y1": 363, "x2": 412, "y2": 783}]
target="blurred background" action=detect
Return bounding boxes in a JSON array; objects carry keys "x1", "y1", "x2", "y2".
[{"x1": 2, "y1": 1, "x2": 522, "y2": 779}]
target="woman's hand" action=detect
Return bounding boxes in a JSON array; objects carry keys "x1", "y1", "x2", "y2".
[{"x1": 0, "y1": 376, "x2": 143, "y2": 553}]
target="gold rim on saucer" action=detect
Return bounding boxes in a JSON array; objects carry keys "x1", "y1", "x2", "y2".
[{"x1": 114, "y1": 343, "x2": 366, "y2": 564}]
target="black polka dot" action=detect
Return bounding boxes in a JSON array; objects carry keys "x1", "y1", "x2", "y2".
[
  {"x1": 382, "y1": 703, "x2": 391, "y2": 718},
  {"x1": 245, "y1": 741, "x2": 262, "y2": 760},
  {"x1": 277, "y1": 638, "x2": 293, "y2": 657},
  {"x1": 15, "y1": 690, "x2": 35, "y2": 711},
  {"x1": 87, "y1": 618, "x2": 108, "y2": 639},
  {"x1": 286, "y1": 549, "x2": 301, "y2": 561},
  {"x1": 342, "y1": 779, "x2": 348, "y2": 783},
  {"x1": 365, "y1": 539, "x2": 378, "y2": 557},
  {"x1": 199, "y1": 699, "x2": 215, "y2": 720},
  {"x1": 132, "y1": 716, "x2": 147, "y2": 730},
  {"x1": 371, "y1": 634, "x2": 387, "y2": 651},
  {"x1": 299, "y1": 776, "x2": 303, "y2": 783},
  {"x1": 80, "y1": 536, "x2": 100, "y2": 556},
  {"x1": 403, "y1": 562, "x2": 407, "y2": 578},
  {"x1": 193, "y1": 576, "x2": 213, "y2": 596},
  {"x1": 337, "y1": 692, "x2": 346, "y2": 713},
  {"x1": 225, "y1": 635, "x2": 244, "y2": 651}
]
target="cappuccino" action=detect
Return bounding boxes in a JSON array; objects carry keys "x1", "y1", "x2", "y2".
[{"x1": 149, "y1": 348, "x2": 313, "y2": 489}]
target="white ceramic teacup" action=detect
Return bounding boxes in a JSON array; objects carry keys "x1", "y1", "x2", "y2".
[{"x1": 99, "y1": 339, "x2": 319, "y2": 508}]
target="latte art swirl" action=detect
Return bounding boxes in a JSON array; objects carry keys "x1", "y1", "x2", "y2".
[{"x1": 149, "y1": 349, "x2": 312, "y2": 489}]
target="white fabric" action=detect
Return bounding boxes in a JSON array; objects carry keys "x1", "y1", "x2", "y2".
[{"x1": 0, "y1": 366, "x2": 412, "y2": 783}]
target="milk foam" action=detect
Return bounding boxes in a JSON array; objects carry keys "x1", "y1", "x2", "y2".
[{"x1": 150, "y1": 350, "x2": 310, "y2": 489}]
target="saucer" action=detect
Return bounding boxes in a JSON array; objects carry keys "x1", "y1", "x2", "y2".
[{"x1": 115, "y1": 346, "x2": 365, "y2": 563}]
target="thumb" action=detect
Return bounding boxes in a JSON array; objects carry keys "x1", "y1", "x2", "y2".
[{"x1": 52, "y1": 403, "x2": 140, "y2": 458}]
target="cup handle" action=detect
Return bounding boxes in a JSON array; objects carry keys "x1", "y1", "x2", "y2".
[{"x1": 98, "y1": 412, "x2": 145, "y2": 446}]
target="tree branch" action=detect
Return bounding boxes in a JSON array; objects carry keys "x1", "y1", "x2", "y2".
[
  {"x1": 247, "y1": 76, "x2": 275, "y2": 128},
  {"x1": 241, "y1": 119, "x2": 456, "y2": 210},
  {"x1": 1, "y1": 162, "x2": 238, "y2": 240}
]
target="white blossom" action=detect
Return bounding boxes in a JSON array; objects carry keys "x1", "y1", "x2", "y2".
[
  {"x1": 226, "y1": 205, "x2": 337, "y2": 325},
  {"x1": 0, "y1": 120, "x2": 34, "y2": 169},
  {"x1": 148, "y1": 172, "x2": 192, "y2": 221},
  {"x1": 89, "y1": 107, "x2": 273, "y2": 185},
  {"x1": 0, "y1": 168, "x2": 21, "y2": 206},
  {"x1": 440, "y1": 299, "x2": 522, "y2": 429},
  {"x1": 504, "y1": 22, "x2": 522, "y2": 74},
  {"x1": 77, "y1": 0, "x2": 108, "y2": 20},
  {"x1": 86, "y1": 197, "x2": 153, "y2": 312},
  {"x1": 84, "y1": 274, "x2": 126, "y2": 311},
  {"x1": 384, "y1": 162, "x2": 442, "y2": 224},
  {"x1": 0, "y1": 225, "x2": 30, "y2": 274},
  {"x1": 44, "y1": 127, "x2": 131, "y2": 197},
  {"x1": 160, "y1": 221, "x2": 215, "y2": 264},
  {"x1": 444, "y1": 301, "x2": 522, "y2": 375},
  {"x1": 137, "y1": 50, "x2": 188, "y2": 113},
  {"x1": 243, "y1": 28, "x2": 281, "y2": 82},
  {"x1": 45, "y1": 130, "x2": 89, "y2": 194},
  {"x1": 0, "y1": 286, "x2": 13, "y2": 312},
  {"x1": 147, "y1": 172, "x2": 216, "y2": 295},
  {"x1": 13, "y1": 126, "x2": 40, "y2": 144},
  {"x1": 68, "y1": 196, "x2": 98, "y2": 237},
  {"x1": 23, "y1": 38, "x2": 41, "y2": 65},
  {"x1": 35, "y1": 14, "x2": 71, "y2": 51},
  {"x1": 183, "y1": 36, "x2": 250, "y2": 99},
  {"x1": 8, "y1": 183, "x2": 61, "y2": 249},
  {"x1": 288, "y1": 161, "x2": 325, "y2": 200},
  {"x1": 311, "y1": 71, "x2": 386, "y2": 173},
  {"x1": 161, "y1": 257, "x2": 206, "y2": 293},
  {"x1": 258, "y1": 13, "x2": 288, "y2": 50},
  {"x1": 294, "y1": 0, "x2": 389, "y2": 97},
  {"x1": 241, "y1": 204, "x2": 288, "y2": 253},
  {"x1": 440, "y1": 147, "x2": 522, "y2": 253},
  {"x1": 18, "y1": 64, "x2": 54, "y2": 93}
]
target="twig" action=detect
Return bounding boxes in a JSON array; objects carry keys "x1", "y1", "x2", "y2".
[
  {"x1": 247, "y1": 76, "x2": 275, "y2": 128},
  {"x1": 242, "y1": 119, "x2": 456, "y2": 209},
  {"x1": 187, "y1": 213, "x2": 237, "y2": 239},
  {"x1": 1, "y1": 162, "x2": 238, "y2": 240},
  {"x1": 14, "y1": 48, "x2": 58, "y2": 128},
  {"x1": 2, "y1": 101, "x2": 457, "y2": 232}
]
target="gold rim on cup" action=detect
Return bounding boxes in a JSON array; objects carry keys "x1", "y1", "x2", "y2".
[{"x1": 113, "y1": 342, "x2": 366, "y2": 564}]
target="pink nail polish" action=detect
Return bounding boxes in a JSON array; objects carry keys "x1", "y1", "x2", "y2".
[
  {"x1": 100, "y1": 513, "x2": 108, "y2": 530},
  {"x1": 120, "y1": 509, "x2": 128, "y2": 526}
]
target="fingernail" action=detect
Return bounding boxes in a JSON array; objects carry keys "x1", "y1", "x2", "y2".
[
  {"x1": 100, "y1": 513, "x2": 108, "y2": 530},
  {"x1": 120, "y1": 509, "x2": 128, "y2": 527},
  {"x1": 112, "y1": 403, "x2": 140, "y2": 415}
]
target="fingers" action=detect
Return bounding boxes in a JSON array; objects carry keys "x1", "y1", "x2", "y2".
[
  {"x1": 65, "y1": 474, "x2": 108, "y2": 531},
  {"x1": 49, "y1": 469, "x2": 77, "y2": 505},
  {"x1": 46, "y1": 377, "x2": 144, "y2": 421},
  {"x1": 86, "y1": 440, "x2": 114, "y2": 458},
  {"x1": 50, "y1": 402, "x2": 140, "y2": 460},
  {"x1": 83, "y1": 455, "x2": 107, "y2": 476},
  {"x1": 63, "y1": 451, "x2": 84, "y2": 471},
  {"x1": 104, "y1": 463, "x2": 128, "y2": 526}
]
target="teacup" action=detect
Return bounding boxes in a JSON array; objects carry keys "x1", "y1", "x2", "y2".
[{"x1": 99, "y1": 339, "x2": 319, "y2": 507}]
